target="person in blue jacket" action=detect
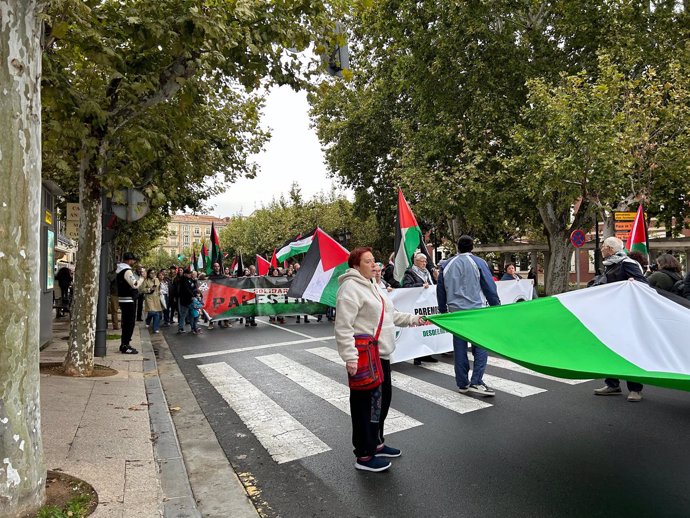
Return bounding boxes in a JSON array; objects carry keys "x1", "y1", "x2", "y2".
[{"x1": 437, "y1": 235, "x2": 501, "y2": 396}]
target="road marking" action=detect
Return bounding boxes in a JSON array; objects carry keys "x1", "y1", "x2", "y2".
[
  {"x1": 183, "y1": 336, "x2": 335, "y2": 359},
  {"x1": 255, "y1": 318, "x2": 317, "y2": 339},
  {"x1": 257, "y1": 353, "x2": 422, "y2": 434},
  {"x1": 307, "y1": 347, "x2": 492, "y2": 414},
  {"x1": 198, "y1": 362, "x2": 330, "y2": 464},
  {"x1": 488, "y1": 357, "x2": 591, "y2": 385},
  {"x1": 415, "y1": 361, "x2": 547, "y2": 397}
]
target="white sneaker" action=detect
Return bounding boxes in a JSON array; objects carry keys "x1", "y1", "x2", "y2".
[{"x1": 467, "y1": 383, "x2": 495, "y2": 397}]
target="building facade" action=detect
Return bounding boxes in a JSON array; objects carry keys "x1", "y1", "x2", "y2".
[{"x1": 162, "y1": 214, "x2": 230, "y2": 257}]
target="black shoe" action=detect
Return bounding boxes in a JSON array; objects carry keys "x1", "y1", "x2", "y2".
[
  {"x1": 420, "y1": 355, "x2": 438, "y2": 363},
  {"x1": 120, "y1": 345, "x2": 139, "y2": 354},
  {"x1": 296, "y1": 316, "x2": 301, "y2": 323},
  {"x1": 413, "y1": 359, "x2": 422, "y2": 366},
  {"x1": 304, "y1": 316, "x2": 310, "y2": 323},
  {"x1": 317, "y1": 315, "x2": 322, "y2": 322},
  {"x1": 250, "y1": 322, "x2": 257, "y2": 327}
]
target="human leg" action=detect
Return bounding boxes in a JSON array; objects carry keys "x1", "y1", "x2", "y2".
[
  {"x1": 469, "y1": 345, "x2": 488, "y2": 385},
  {"x1": 452, "y1": 335, "x2": 470, "y2": 389},
  {"x1": 150, "y1": 311, "x2": 161, "y2": 333},
  {"x1": 119, "y1": 303, "x2": 137, "y2": 353},
  {"x1": 177, "y1": 303, "x2": 190, "y2": 332}
]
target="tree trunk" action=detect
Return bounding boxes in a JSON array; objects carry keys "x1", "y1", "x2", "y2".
[
  {"x1": 63, "y1": 158, "x2": 102, "y2": 377},
  {"x1": 544, "y1": 231, "x2": 572, "y2": 295},
  {"x1": 0, "y1": 2, "x2": 46, "y2": 515}
]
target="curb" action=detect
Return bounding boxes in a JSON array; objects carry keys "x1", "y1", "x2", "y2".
[
  {"x1": 139, "y1": 325, "x2": 202, "y2": 518},
  {"x1": 151, "y1": 330, "x2": 261, "y2": 518}
]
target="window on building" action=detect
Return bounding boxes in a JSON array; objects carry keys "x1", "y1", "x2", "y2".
[
  {"x1": 205, "y1": 227, "x2": 211, "y2": 235},
  {"x1": 194, "y1": 227, "x2": 200, "y2": 236},
  {"x1": 183, "y1": 236, "x2": 189, "y2": 245}
]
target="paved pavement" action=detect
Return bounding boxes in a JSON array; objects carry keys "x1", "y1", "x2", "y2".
[
  {"x1": 164, "y1": 316, "x2": 690, "y2": 518},
  {"x1": 40, "y1": 318, "x2": 257, "y2": 518}
]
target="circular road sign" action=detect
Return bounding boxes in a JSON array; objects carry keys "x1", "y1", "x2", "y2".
[{"x1": 570, "y1": 229, "x2": 586, "y2": 248}]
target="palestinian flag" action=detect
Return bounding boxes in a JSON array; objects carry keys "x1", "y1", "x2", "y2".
[
  {"x1": 393, "y1": 188, "x2": 431, "y2": 282},
  {"x1": 427, "y1": 281, "x2": 690, "y2": 391},
  {"x1": 625, "y1": 204, "x2": 648, "y2": 258},
  {"x1": 211, "y1": 222, "x2": 223, "y2": 270},
  {"x1": 231, "y1": 253, "x2": 244, "y2": 276},
  {"x1": 287, "y1": 229, "x2": 349, "y2": 307},
  {"x1": 277, "y1": 230, "x2": 315, "y2": 263},
  {"x1": 256, "y1": 255, "x2": 271, "y2": 276},
  {"x1": 270, "y1": 248, "x2": 278, "y2": 269},
  {"x1": 199, "y1": 243, "x2": 209, "y2": 273}
]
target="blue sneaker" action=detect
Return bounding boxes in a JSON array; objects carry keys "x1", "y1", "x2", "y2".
[
  {"x1": 355, "y1": 456, "x2": 391, "y2": 472},
  {"x1": 375, "y1": 445, "x2": 401, "y2": 458}
]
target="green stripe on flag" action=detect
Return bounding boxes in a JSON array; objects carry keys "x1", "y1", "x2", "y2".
[
  {"x1": 427, "y1": 297, "x2": 690, "y2": 391},
  {"x1": 320, "y1": 262, "x2": 348, "y2": 307},
  {"x1": 403, "y1": 226, "x2": 421, "y2": 262}
]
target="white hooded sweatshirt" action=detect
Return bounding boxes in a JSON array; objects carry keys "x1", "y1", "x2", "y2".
[{"x1": 335, "y1": 268, "x2": 418, "y2": 362}]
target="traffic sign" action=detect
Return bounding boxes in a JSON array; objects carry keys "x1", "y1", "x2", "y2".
[
  {"x1": 614, "y1": 211, "x2": 637, "y2": 221},
  {"x1": 570, "y1": 229, "x2": 586, "y2": 248}
]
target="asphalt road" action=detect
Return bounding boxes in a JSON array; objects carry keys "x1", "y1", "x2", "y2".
[{"x1": 164, "y1": 317, "x2": 690, "y2": 518}]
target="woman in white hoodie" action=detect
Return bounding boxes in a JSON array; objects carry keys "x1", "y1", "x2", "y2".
[{"x1": 336, "y1": 247, "x2": 424, "y2": 473}]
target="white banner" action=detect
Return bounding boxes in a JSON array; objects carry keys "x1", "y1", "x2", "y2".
[{"x1": 389, "y1": 280, "x2": 534, "y2": 364}]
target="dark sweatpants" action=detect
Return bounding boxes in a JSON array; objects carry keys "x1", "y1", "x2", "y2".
[
  {"x1": 119, "y1": 302, "x2": 136, "y2": 347},
  {"x1": 350, "y1": 359, "x2": 392, "y2": 458}
]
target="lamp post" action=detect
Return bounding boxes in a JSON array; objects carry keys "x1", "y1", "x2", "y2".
[{"x1": 336, "y1": 229, "x2": 351, "y2": 249}]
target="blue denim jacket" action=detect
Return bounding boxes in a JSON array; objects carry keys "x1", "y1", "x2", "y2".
[{"x1": 436, "y1": 253, "x2": 500, "y2": 312}]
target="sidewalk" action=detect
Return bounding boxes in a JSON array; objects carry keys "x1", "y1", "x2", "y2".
[{"x1": 40, "y1": 320, "x2": 198, "y2": 517}]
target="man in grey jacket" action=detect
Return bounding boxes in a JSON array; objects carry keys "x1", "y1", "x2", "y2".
[{"x1": 437, "y1": 235, "x2": 501, "y2": 396}]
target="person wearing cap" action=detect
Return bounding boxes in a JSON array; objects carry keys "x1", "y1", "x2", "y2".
[{"x1": 116, "y1": 252, "x2": 143, "y2": 354}]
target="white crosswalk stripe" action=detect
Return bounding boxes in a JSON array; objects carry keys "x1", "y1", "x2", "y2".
[
  {"x1": 198, "y1": 362, "x2": 330, "y2": 464},
  {"x1": 415, "y1": 361, "x2": 547, "y2": 397},
  {"x1": 257, "y1": 353, "x2": 422, "y2": 434},
  {"x1": 488, "y1": 357, "x2": 591, "y2": 385},
  {"x1": 196, "y1": 345, "x2": 590, "y2": 465},
  {"x1": 306, "y1": 347, "x2": 492, "y2": 414}
]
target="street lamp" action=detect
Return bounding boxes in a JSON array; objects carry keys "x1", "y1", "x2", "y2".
[{"x1": 336, "y1": 229, "x2": 351, "y2": 248}]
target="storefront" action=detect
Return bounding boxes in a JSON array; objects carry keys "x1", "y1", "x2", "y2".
[{"x1": 40, "y1": 180, "x2": 64, "y2": 347}]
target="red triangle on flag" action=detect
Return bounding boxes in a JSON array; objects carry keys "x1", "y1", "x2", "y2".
[
  {"x1": 256, "y1": 255, "x2": 271, "y2": 276},
  {"x1": 398, "y1": 188, "x2": 419, "y2": 229},
  {"x1": 317, "y1": 229, "x2": 350, "y2": 271}
]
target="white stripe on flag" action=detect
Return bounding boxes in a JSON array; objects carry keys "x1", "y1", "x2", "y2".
[
  {"x1": 198, "y1": 362, "x2": 330, "y2": 464},
  {"x1": 488, "y1": 357, "x2": 590, "y2": 385},
  {"x1": 414, "y1": 361, "x2": 547, "y2": 397},
  {"x1": 257, "y1": 354, "x2": 422, "y2": 434},
  {"x1": 302, "y1": 260, "x2": 332, "y2": 303},
  {"x1": 306, "y1": 347, "x2": 492, "y2": 414}
]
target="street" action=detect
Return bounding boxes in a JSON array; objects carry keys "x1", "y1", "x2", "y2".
[{"x1": 164, "y1": 318, "x2": 690, "y2": 518}]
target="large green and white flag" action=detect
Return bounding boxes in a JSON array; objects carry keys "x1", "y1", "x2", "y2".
[{"x1": 427, "y1": 281, "x2": 690, "y2": 391}]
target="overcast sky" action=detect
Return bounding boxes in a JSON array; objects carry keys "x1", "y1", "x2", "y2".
[{"x1": 206, "y1": 85, "x2": 351, "y2": 217}]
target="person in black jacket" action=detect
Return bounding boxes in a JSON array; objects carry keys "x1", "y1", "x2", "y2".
[
  {"x1": 592, "y1": 237, "x2": 648, "y2": 402},
  {"x1": 402, "y1": 253, "x2": 438, "y2": 365},
  {"x1": 176, "y1": 269, "x2": 197, "y2": 334}
]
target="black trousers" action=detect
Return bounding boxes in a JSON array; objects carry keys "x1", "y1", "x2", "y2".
[
  {"x1": 136, "y1": 294, "x2": 144, "y2": 320},
  {"x1": 350, "y1": 359, "x2": 392, "y2": 458},
  {"x1": 119, "y1": 302, "x2": 136, "y2": 347}
]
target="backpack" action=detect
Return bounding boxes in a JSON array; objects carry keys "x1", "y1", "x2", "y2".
[
  {"x1": 671, "y1": 279, "x2": 686, "y2": 297},
  {"x1": 661, "y1": 271, "x2": 685, "y2": 297}
]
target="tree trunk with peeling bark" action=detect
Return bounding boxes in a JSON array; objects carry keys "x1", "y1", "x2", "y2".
[
  {"x1": 63, "y1": 155, "x2": 102, "y2": 377},
  {"x1": 0, "y1": 1, "x2": 47, "y2": 515},
  {"x1": 539, "y1": 200, "x2": 591, "y2": 295}
]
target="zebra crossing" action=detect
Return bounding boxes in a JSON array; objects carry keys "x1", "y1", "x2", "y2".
[{"x1": 196, "y1": 346, "x2": 589, "y2": 464}]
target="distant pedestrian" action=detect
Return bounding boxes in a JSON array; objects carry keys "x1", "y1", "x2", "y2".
[
  {"x1": 142, "y1": 269, "x2": 163, "y2": 333},
  {"x1": 501, "y1": 263, "x2": 521, "y2": 281}
]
